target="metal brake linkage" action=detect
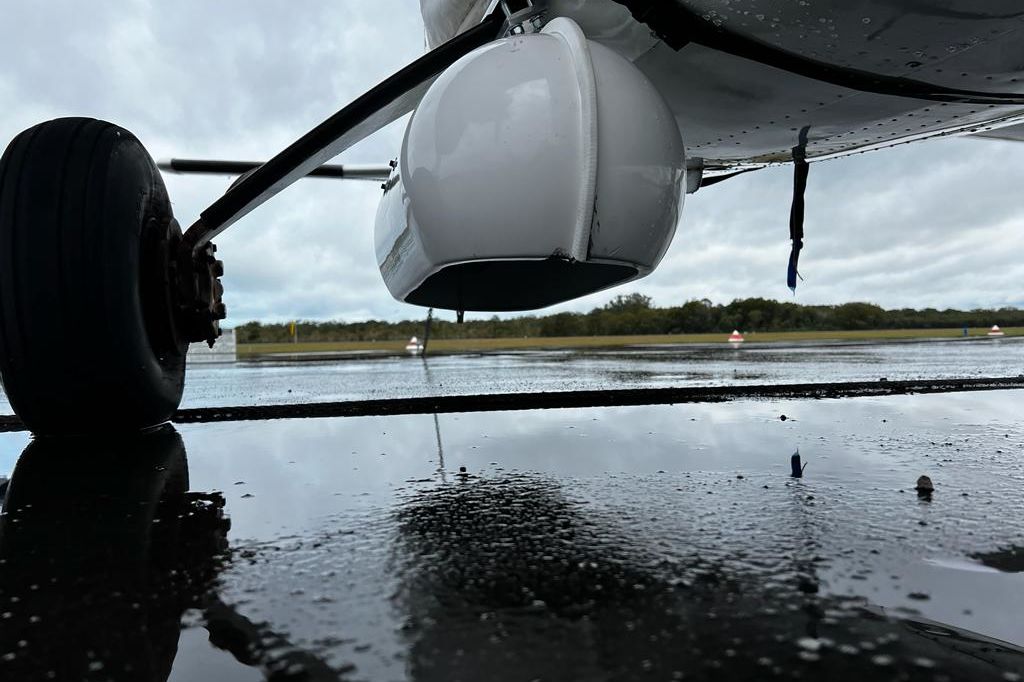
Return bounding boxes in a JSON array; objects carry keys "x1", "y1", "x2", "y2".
[{"x1": 499, "y1": 0, "x2": 549, "y2": 36}]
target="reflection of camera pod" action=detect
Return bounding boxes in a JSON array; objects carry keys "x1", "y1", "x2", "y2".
[
  {"x1": 0, "y1": 427, "x2": 228, "y2": 681},
  {"x1": 396, "y1": 474, "x2": 1024, "y2": 679}
]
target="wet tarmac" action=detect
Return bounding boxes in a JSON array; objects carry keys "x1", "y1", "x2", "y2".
[
  {"x1": 2, "y1": 382, "x2": 1023, "y2": 680},
  {"x1": 73, "y1": 337, "x2": 1024, "y2": 409}
]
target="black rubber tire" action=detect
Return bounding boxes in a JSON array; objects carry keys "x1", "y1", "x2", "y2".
[{"x1": 0, "y1": 117, "x2": 187, "y2": 434}]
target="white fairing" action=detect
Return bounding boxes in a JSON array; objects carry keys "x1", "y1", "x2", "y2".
[{"x1": 374, "y1": 18, "x2": 684, "y2": 311}]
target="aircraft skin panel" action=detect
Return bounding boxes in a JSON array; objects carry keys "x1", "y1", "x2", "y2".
[
  {"x1": 674, "y1": 0, "x2": 1024, "y2": 88},
  {"x1": 635, "y1": 39, "x2": 1024, "y2": 167},
  {"x1": 421, "y1": 0, "x2": 1024, "y2": 168}
]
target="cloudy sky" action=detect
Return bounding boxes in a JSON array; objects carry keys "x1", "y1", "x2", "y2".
[{"x1": 2, "y1": 0, "x2": 1023, "y2": 325}]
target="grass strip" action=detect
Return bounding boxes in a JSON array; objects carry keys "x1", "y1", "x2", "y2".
[{"x1": 238, "y1": 328, "x2": 1022, "y2": 357}]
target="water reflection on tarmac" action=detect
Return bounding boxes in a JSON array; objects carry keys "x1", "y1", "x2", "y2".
[
  {"x1": 174, "y1": 337, "x2": 1024, "y2": 408},
  {"x1": 1, "y1": 387, "x2": 1023, "y2": 680}
]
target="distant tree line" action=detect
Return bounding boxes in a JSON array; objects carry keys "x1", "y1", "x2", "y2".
[{"x1": 234, "y1": 294, "x2": 1024, "y2": 343}]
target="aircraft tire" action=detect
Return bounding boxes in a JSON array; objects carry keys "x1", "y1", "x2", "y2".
[{"x1": 0, "y1": 117, "x2": 187, "y2": 434}]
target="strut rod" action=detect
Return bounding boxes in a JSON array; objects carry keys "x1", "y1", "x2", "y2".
[{"x1": 158, "y1": 159, "x2": 391, "y2": 182}]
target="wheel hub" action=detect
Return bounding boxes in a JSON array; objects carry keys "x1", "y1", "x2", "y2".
[{"x1": 174, "y1": 240, "x2": 226, "y2": 347}]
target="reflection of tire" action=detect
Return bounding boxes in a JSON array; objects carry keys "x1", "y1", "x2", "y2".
[
  {"x1": 0, "y1": 117, "x2": 187, "y2": 435},
  {"x1": 0, "y1": 427, "x2": 195, "y2": 681}
]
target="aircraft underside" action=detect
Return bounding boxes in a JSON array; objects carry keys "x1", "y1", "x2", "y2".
[{"x1": 425, "y1": 0, "x2": 1024, "y2": 172}]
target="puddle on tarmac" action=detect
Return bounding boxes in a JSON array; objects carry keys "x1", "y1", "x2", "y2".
[{"x1": 1, "y1": 390, "x2": 1023, "y2": 680}]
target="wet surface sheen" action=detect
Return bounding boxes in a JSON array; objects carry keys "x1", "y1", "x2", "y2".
[
  {"x1": 134, "y1": 337, "x2": 1024, "y2": 408},
  {"x1": 2, "y1": 388, "x2": 1023, "y2": 680},
  {"x1": 1, "y1": 338, "x2": 1021, "y2": 416}
]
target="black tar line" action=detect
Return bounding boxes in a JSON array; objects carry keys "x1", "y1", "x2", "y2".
[{"x1": 3, "y1": 377, "x2": 1023, "y2": 433}]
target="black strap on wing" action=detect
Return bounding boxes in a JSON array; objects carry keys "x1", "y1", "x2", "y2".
[
  {"x1": 183, "y1": 10, "x2": 505, "y2": 254},
  {"x1": 787, "y1": 161, "x2": 808, "y2": 292},
  {"x1": 611, "y1": 0, "x2": 1024, "y2": 106},
  {"x1": 788, "y1": 127, "x2": 811, "y2": 293}
]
